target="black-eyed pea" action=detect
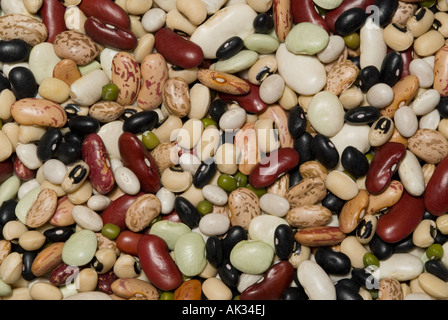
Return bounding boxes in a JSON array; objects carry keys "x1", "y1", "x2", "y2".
[
  {"x1": 0, "y1": 252, "x2": 22, "y2": 284},
  {"x1": 90, "y1": 248, "x2": 117, "y2": 274},
  {"x1": 406, "y1": 7, "x2": 434, "y2": 38},
  {"x1": 111, "y1": 278, "x2": 159, "y2": 300},
  {"x1": 339, "y1": 189, "x2": 369, "y2": 234},
  {"x1": 340, "y1": 235, "x2": 368, "y2": 268},
  {"x1": 434, "y1": 12, "x2": 448, "y2": 37},
  {"x1": 2, "y1": 220, "x2": 28, "y2": 241},
  {"x1": 247, "y1": 55, "x2": 278, "y2": 85},
  {"x1": 438, "y1": 0, "x2": 448, "y2": 12},
  {"x1": 383, "y1": 23, "x2": 414, "y2": 52},
  {"x1": 378, "y1": 278, "x2": 403, "y2": 300},
  {"x1": 214, "y1": 143, "x2": 240, "y2": 175},
  {"x1": 29, "y1": 282, "x2": 62, "y2": 300},
  {"x1": 18, "y1": 230, "x2": 46, "y2": 251},
  {"x1": 161, "y1": 166, "x2": 193, "y2": 193},
  {"x1": 61, "y1": 161, "x2": 90, "y2": 193},
  {"x1": 355, "y1": 214, "x2": 377, "y2": 244},
  {"x1": 436, "y1": 214, "x2": 448, "y2": 235},
  {"x1": 369, "y1": 116, "x2": 395, "y2": 147},
  {"x1": 413, "y1": 219, "x2": 437, "y2": 248},
  {"x1": 113, "y1": 254, "x2": 142, "y2": 279},
  {"x1": 75, "y1": 268, "x2": 98, "y2": 292},
  {"x1": 414, "y1": 30, "x2": 445, "y2": 57},
  {"x1": 66, "y1": 180, "x2": 93, "y2": 205}
]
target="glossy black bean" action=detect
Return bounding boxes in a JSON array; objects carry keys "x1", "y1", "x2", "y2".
[
  {"x1": 436, "y1": 96, "x2": 448, "y2": 118},
  {"x1": 43, "y1": 226, "x2": 75, "y2": 242},
  {"x1": 373, "y1": 0, "x2": 399, "y2": 27},
  {"x1": 37, "y1": 128, "x2": 63, "y2": 161},
  {"x1": 287, "y1": 105, "x2": 307, "y2": 139},
  {"x1": 8, "y1": 66, "x2": 38, "y2": 99},
  {"x1": 0, "y1": 72, "x2": 10, "y2": 93},
  {"x1": 294, "y1": 132, "x2": 314, "y2": 165},
  {"x1": 209, "y1": 99, "x2": 228, "y2": 123},
  {"x1": 174, "y1": 196, "x2": 201, "y2": 229},
  {"x1": 336, "y1": 278, "x2": 361, "y2": 292},
  {"x1": 274, "y1": 224, "x2": 294, "y2": 260},
  {"x1": 68, "y1": 115, "x2": 100, "y2": 135},
  {"x1": 121, "y1": 107, "x2": 138, "y2": 120},
  {"x1": 216, "y1": 36, "x2": 244, "y2": 60},
  {"x1": 334, "y1": 7, "x2": 368, "y2": 36},
  {"x1": 282, "y1": 286, "x2": 308, "y2": 300},
  {"x1": 344, "y1": 106, "x2": 380, "y2": 125},
  {"x1": 0, "y1": 199, "x2": 17, "y2": 226},
  {"x1": 122, "y1": 110, "x2": 158, "y2": 134},
  {"x1": 10, "y1": 241, "x2": 24, "y2": 254},
  {"x1": 64, "y1": 131, "x2": 84, "y2": 147},
  {"x1": 22, "y1": 250, "x2": 38, "y2": 281},
  {"x1": 205, "y1": 235, "x2": 222, "y2": 268},
  {"x1": 55, "y1": 141, "x2": 82, "y2": 165},
  {"x1": 310, "y1": 134, "x2": 339, "y2": 169},
  {"x1": 288, "y1": 167, "x2": 303, "y2": 188},
  {"x1": 193, "y1": 160, "x2": 217, "y2": 188},
  {"x1": 0, "y1": 39, "x2": 30, "y2": 63},
  {"x1": 335, "y1": 279, "x2": 363, "y2": 300},
  {"x1": 322, "y1": 191, "x2": 345, "y2": 215},
  {"x1": 253, "y1": 12, "x2": 274, "y2": 34},
  {"x1": 359, "y1": 65, "x2": 381, "y2": 92},
  {"x1": 217, "y1": 258, "x2": 241, "y2": 287},
  {"x1": 351, "y1": 268, "x2": 378, "y2": 290},
  {"x1": 341, "y1": 146, "x2": 370, "y2": 178},
  {"x1": 221, "y1": 226, "x2": 247, "y2": 258},
  {"x1": 349, "y1": 56, "x2": 361, "y2": 69},
  {"x1": 369, "y1": 234, "x2": 393, "y2": 260},
  {"x1": 434, "y1": 231, "x2": 448, "y2": 245},
  {"x1": 425, "y1": 260, "x2": 448, "y2": 281},
  {"x1": 315, "y1": 247, "x2": 351, "y2": 275},
  {"x1": 379, "y1": 51, "x2": 403, "y2": 87},
  {"x1": 392, "y1": 234, "x2": 415, "y2": 253}
]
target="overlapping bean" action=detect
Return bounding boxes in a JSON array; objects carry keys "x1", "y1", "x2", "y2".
[{"x1": 0, "y1": 0, "x2": 448, "y2": 301}]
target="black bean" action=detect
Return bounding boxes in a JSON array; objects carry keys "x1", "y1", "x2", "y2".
[
  {"x1": 341, "y1": 146, "x2": 370, "y2": 178},
  {"x1": 216, "y1": 36, "x2": 244, "y2": 60},
  {"x1": 310, "y1": 134, "x2": 339, "y2": 169},
  {"x1": 122, "y1": 110, "x2": 158, "y2": 134},
  {"x1": 174, "y1": 196, "x2": 201, "y2": 229}
]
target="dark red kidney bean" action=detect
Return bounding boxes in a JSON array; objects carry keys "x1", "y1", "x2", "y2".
[
  {"x1": 55, "y1": 141, "x2": 81, "y2": 165},
  {"x1": 221, "y1": 225, "x2": 247, "y2": 258},
  {"x1": 37, "y1": 127, "x2": 63, "y2": 161},
  {"x1": 376, "y1": 191, "x2": 425, "y2": 243},
  {"x1": 22, "y1": 250, "x2": 37, "y2": 281},
  {"x1": 334, "y1": 7, "x2": 368, "y2": 37},
  {"x1": 82, "y1": 133, "x2": 115, "y2": 195},
  {"x1": 344, "y1": 106, "x2": 380, "y2": 125},
  {"x1": 294, "y1": 132, "x2": 314, "y2": 165},
  {"x1": 291, "y1": 0, "x2": 329, "y2": 33},
  {"x1": 0, "y1": 39, "x2": 30, "y2": 63},
  {"x1": 40, "y1": 0, "x2": 67, "y2": 43},
  {"x1": 116, "y1": 230, "x2": 143, "y2": 256},
  {"x1": 253, "y1": 12, "x2": 274, "y2": 34},
  {"x1": 315, "y1": 247, "x2": 351, "y2": 275},
  {"x1": 49, "y1": 263, "x2": 80, "y2": 286},
  {"x1": 205, "y1": 235, "x2": 222, "y2": 268},
  {"x1": 425, "y1": 260, "x2": 448, "y2": 281},
  {"x1": 137, "y1": 234, "x2": 183, "y2": 291},
  {"x1": 369, "y1": 234, "x2": 393, "y2": 260},
  {"x1": 282, "y1": 286, "x2": 308, "y2": 300},
  {"x1": 118, "y1": 132, "x2": 161, "y2": 194},
  {"x1": 335, "y1": 279, "x2": 363, "y2": 300},
  {"x1": 380, "y1": 51, "x2": 403, "y2": 87},
  {"x1": 101, "y1": 193, "x2": 143, "y2": 231},
  {"x1": 249, "y1": 148, "x2": 300, "y2": 189},
  {"x1": 217, "y1": 258, "x2": 241, "y2": 288},
  {"x1": 84, "y1": 17, "x2": 137, "y2": 51},
  {"x1": 154, "y1": 28, "x2": 204, "y2": 69},
  {"x1": 322, "y1": 191, "x2": 345, "y2": 215},
  {"x1": 365, "y1": 142, "x2": 406, "y2": 195},
  {"x1": 97, "y1": 271, "x2": 117, "y2": 294},
  {"x1": 216, "y1": 36, "x2": 244, "y2": 60},
  {"x1": 219, "y1": 81, "x2": 268, "y2": 114},
  {"x1": 209, "y1": 98, "x2": 228, "y2": 123},
  {"x1": 274, "y1": 224, "x2": 294, "y2": 260},
  {"x1": 8, "y1": 66, "x2": 38, "y2": 99},
  {"x1": 0, "y1": 158, "x2": 13, "y2": 184},
  {"x1": 374, "y1": 0, "x2": 399, "y2": 27},
  {"x1": 173, "y1": 196, "x2": 201, "y2": 229},
  {"x1": 341, "y1": 146, "x2": 369, "y2": 178},
  {"x1": 325, "y1": 0, "x2": 376, "y2": 34},
  {"x1": 288, "y1": 104, "x2": 307, "y2": 139},
  {"x1": 161, "y1": 209, "x2": 182, "y2": 223},
  {"x1": 400, "y1": 46, "x2": 413, "y2": 79},
  {"x1": 68, "y1": 115, "x2": 100, "y2": 135},
  {"x1": 122, "y1": 110, "x2": 158, "y2": 134},
  {"x1": 13, "y1": 156, "x2": 35, "y2": 181},
  {"x1": 310, "y1": 134, "x2": 339, "y2": 169},
  {"x1": 359, "y1": 65, "x2": 381, "y2": 93},
  {"x1": 240, "y1": 261, "x2": 295, "y2": 300},
  {"x1": 43, "y1": 226, "x2": 75, "y2": 242},
  {"x1": 78, "y1": 0, "x2": 130, "y2": 29},
  {"x1": 193, "y1": 160, "x2": 217, "y2": 188},
  {"x1": 425, "y1": 155, "x2": 448, "y2": 216}
]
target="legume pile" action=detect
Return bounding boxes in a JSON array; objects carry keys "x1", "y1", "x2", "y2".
[{"x1": 0, "y1": 0, "x2": 447, "y2": 301}]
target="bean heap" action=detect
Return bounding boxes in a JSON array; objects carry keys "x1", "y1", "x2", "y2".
[{"x1": 0, "y1": 0, "x2": 448, "y2": 301}]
